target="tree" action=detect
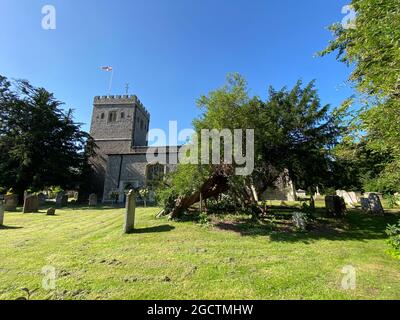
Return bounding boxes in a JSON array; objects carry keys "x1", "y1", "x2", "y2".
[
  {"x1": 320, "y1": 0, "x2": 400, "y2": 192},
  {"x1": 0, "y1": 75, "x2": 95, "y2": 201},
  {"x1": 159, "y1": 74, "x2": 345, "y2": 219}
]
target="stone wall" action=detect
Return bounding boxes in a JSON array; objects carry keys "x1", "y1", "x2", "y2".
[{"x1": 102, "y1": 148, "x2": 180, "y2": 203}]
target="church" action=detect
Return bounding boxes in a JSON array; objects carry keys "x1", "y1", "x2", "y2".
[
  {"x1": 89, "y1": 95, "x2": 297, "y2": 204},
  {"x1": 89, "y1": 95, "x2": 178, "y2": 203}
]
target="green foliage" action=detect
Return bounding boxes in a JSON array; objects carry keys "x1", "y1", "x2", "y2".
[
  {"x1": 0, "y1": 75, "x2": 95, "y2": 198},
  {"x1": 197, "y1": 212, "x2": 211, "y2": 227},
  {"x1": 386, "y1": 221, "x2": 400, "y2": 259},
  {"x1": 207, "y1": 193, "x2": 238, "y2": 213},
  {"x1": 139, "y1": 188, "x2": 149, "y2": 199},
  {"x1": 109, "y1": 191, "x2": 119, "y2": 204},
  {"x1": 292, "y1": 212, "x2": 309, "y2": 232},
  {"x1": 157, "y1": 164, "x2": 211, "y2": 208},
  {"x1": 320, "y1": 0, "x2": 400, "y2": 192},
  {"x1": 384, "y1": 194, "x2": 400, "y2": 209},
  {"x1": 163, "y1": 74, "x2": 346, "y2": 217},
  {"x1": 320, "y1": 0, "x2": 400, "y2": 98}
]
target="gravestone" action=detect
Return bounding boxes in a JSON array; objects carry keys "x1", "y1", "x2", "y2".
[
  {"x1": 55, "y1": 192, "x2": 64, "y2": 207},
  {"x1": 56, "y1": 192, "x2": 68, "y2": 207},
  {"x1": 38, "y1": 193, "x2": 47, "y2": 205},
  {"x1": 46, "y1": 208, "x2": 56, "y2": 216},
  {"x1": 23, "y1": 195, "x2": 39, "y2": 214},
  {"x1": 0, "y1": 200, "x2": 4, "y2": 226},
  {"x1": 4, "y1": 194, "x2": 18, "y2": 211},
  {"x1": 368, "y1": 193, "x2": 384, "y2": 215},
  {"x1": 296, "y1": 190, "x2": 307, "y2": 199},
  {"x1": 62, "y1": 195, "x2": 68, "y2": 206},
  {"x1": 337, "y1": 190, "x2": 357, "y2": 208},
  {"x1": 88, "y1": 194, "x2": 98, "y2": 206},
  {"x1": 123, "y1": 190, "x2": 136, "y2": 234},
  {"x1": 360, "y1": 198, "x2": 370, "y2": 212},
  {"x1": 325, "y1": 195, "x2": 346, "y2": 218}
]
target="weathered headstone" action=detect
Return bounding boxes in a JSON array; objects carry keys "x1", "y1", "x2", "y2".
[
  {"x1": 46, "y1": 208, "x2": 56, "y2": 216},
  {"x1": 55, "y1": 192, "x2": 64, "y2": 207},
  {"x1": 38, "y1": 193, "x2": 47, "y2": 205},
  {"x1": 62, "y1": 195, "x2": 68, "y2": 206},
  {"x1": 296, "y1": 190, "x2": 307, "y2": 199},
  {"x1": 337, "y1": 190, "x2": 357, "y2": 208},
  {"x1": 4, "y1": 194, "x2": 18, "y2": 211},
  {"x1": 56, "y1": 192, "x2": 68, "y2": 207},
  {"x1": 88, "y1": 194, "x2": 98, "y2": 206},
  {"x1": 368, "y1": 193, "x2": 384, "y2": 215},
  {"x1": 123, "y1": 190, "x2": 136, "y2": 234},
  {"x1": 325, "y1": 195, "x2": 346, "y2": 218},
  {"x1": 23, "y1": 195, "x2": 39, "y2": 214},
  {"x1": 360, "y1": 198, "x2": 370, "y2": 212},
  {"x1": 0, "y1": 201, "x2": 4, "y2": 226},
  {"x1": 364, "y1": 192, "x2": 384, "y2": 203},
  {"x1": 348, "y1": 192, "x2": 359, "y2": 205}
]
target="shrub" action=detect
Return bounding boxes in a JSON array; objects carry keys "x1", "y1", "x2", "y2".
[
  {"x1": 139, "y1": 188, "x2": 150, "y2": 207},
  {"x1": 197, "y1": 212, "x2": 211, "y2": 226},
  {"x1": 386, "y1": 221, "x2": 400, "y2": 259},
  {"x1": 109, "y1": 191, "x2": 120, "y2": 204},
  {"x1": 385, "y1": 194, "x2": 400, "y2": 209}
]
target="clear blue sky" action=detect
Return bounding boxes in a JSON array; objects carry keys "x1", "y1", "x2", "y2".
[{"x1": 0, "y1": 0, "x2": 354, "y2": 136}]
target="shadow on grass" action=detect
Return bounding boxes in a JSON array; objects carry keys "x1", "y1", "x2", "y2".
[
  {"x1": 0, "y1": 225, "x2": 23, "y2": 230},
  {"x1": 213, "y1": 209, "x2": 399, "y2": 243},
  {"x1": 130, "y1": 225, "x2": 175, "y2": 234}
]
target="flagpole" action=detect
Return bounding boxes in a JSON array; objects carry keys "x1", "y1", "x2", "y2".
[{"x1": 108, "y1": 69, "x2": 114, "y2": 95}]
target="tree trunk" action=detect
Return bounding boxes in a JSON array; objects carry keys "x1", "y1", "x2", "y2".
[{"x1": 168, "y1": 173, "x2": 229, "y2": 219}]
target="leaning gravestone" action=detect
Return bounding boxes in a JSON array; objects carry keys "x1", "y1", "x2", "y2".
[
  {"x1": 337, "y1": 191, "x2": 356, "y2": 208},
  {"x1": 0, "y1": 200, "x2": 4, "y2": 226},
  {"x1": 123, "y1": 190, "x2": 136, "y2": 234},
  {"x1": 46, "y1": 208, "x2": 56, "y2": 216},
  {"x1": 23, "y1": 195, "x2": 40, "y2": 214},
  {"x1": 325, "y1": 195, "x2": 347, "y2": 218},
  {"x1": 368, "y1": 193, "x2": 384, "y2": 215},
  {"x1": 88, "y1": 194, "x2": 98, "y2": 206},
  {"x1": 4, "y1": 194, "x2": 18, "y2": 211}
]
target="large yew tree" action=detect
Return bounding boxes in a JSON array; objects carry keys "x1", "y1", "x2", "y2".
[{"x1": 0, "y1": 75, "x2": 95, "y2": 199}]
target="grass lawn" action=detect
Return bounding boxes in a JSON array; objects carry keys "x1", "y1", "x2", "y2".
[{"x1": 0, "y1": 204, "x2": 399, "y2": 300}]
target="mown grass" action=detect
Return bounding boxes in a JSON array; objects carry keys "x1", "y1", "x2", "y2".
[{"x1": 0, "y1": 205, "x2": 399, "y2": 300}]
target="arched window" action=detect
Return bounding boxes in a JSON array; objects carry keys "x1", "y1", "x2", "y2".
[{"x1": 146, "y1": 164, "x2": 165, "y2": 183}]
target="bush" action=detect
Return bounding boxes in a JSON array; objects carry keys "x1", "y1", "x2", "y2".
[
  {"x1": 109, "y1": 191, "x2": 120, "y2": 204},
  {"x1": 385, "y1": 194, "x2": 400, "y2": 209},
  {"x1": 386, "y1": 221, "x2": 400, "y2": 259}
]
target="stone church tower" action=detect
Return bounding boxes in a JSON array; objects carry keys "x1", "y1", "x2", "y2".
[{"x1": 89, "y1": 95, "x2": 150, "y2": 196}]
